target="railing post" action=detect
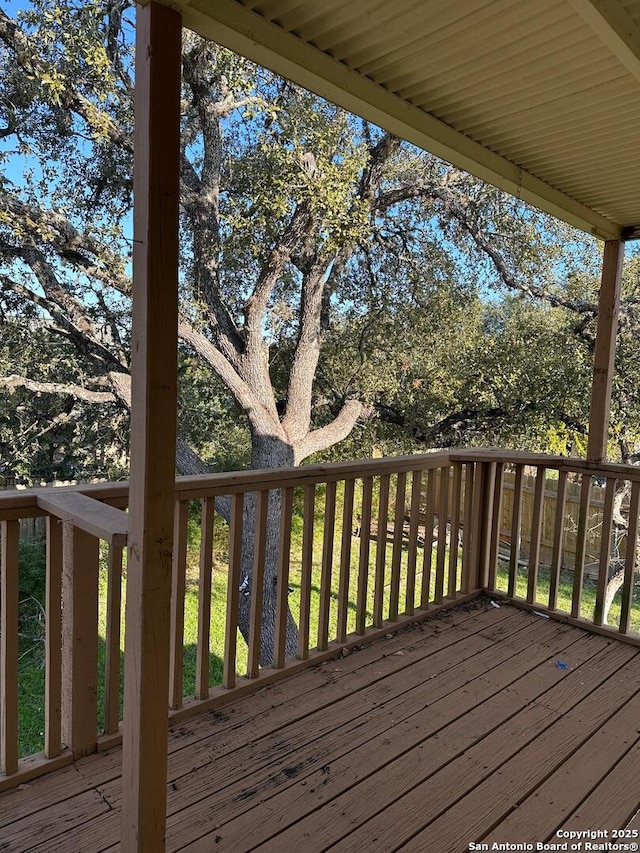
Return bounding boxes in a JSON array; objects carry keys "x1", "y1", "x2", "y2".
[
  {"x1": 1, "y1": 520, "x2": 19, "y2": 776},
  {"x1": 61, "y1": 523, "x2": 99, "y2": 758},
  {"x1": 469, "y1": 462, "x2": 496, "y2": 591}
]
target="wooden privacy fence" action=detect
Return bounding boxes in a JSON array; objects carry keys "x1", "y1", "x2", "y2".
[{"x1": 420, "y1": 467, "x2": 616, "y2": 579}]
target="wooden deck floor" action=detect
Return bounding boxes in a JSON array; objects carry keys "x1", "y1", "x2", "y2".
[{"x1": 3, "y1": 598, "x2": 640, "y2": 853}]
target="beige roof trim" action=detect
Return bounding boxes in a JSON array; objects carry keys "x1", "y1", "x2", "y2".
[
  {"x1": 169, "y1": 0, "x2": 622, "y2": 240},
  {"x1": 567, "y1": 0, "x2": 640, "y2": 83}
]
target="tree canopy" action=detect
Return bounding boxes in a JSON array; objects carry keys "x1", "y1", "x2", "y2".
[{"x1": 2, "y1": 0, "x2": 629, "y2": 489}]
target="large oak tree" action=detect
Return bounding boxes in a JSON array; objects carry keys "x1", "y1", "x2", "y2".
[{"x1": 3, "y1": 1, "x2": 638, "y2": 649}]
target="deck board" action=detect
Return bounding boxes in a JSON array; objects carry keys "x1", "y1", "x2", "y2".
[{"x1": 3, "y1": 599, "x2": 640, "y2": 853}]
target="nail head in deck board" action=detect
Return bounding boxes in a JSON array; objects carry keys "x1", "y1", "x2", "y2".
[
  {"x1": 36, "y1": 491, "x2": 128, "y2": 547},
  {"x1": 120, "y1": 2, "x2": 182, "y2": 851}
]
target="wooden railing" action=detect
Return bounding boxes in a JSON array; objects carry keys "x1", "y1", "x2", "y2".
[
  {"x1": 453, "y1": 450, "x2": 640, "y2": 637},
  {"x1": 2, "y1": 448, "x2": 640, "y2": 790}
]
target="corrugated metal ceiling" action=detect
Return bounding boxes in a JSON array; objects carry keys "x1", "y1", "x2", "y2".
[{"x1": 157, "y1": 0, "x2": 640, "y2": 239}]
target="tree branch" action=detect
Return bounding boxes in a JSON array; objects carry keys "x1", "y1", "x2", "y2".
[
  {"x1": 0, "y1": 374, "x2": 116, "y2": 404},
  {"x1": 178, "y1": 319, "x2": 280, "y2": 436},
  {"x1": 0, "y1": 190, "x2": 131, "y2": 296},
  {"x1": 295, "y1": 399, "x2": 364, "y2": 462},
  {"x1": 282, "y1": 252, "x2": 336, "y2": 441},
  {"x1": 243, "y1": 200, "x2": 313, "y2": 350}
]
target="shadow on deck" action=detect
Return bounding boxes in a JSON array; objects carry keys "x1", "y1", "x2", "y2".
[{"x1": 3, "y1": 598, "x2": 640, "y2": 852}]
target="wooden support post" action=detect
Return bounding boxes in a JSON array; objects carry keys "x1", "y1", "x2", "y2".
[
  {"x1": 61, "y1": 524, "x2": 99, "y2": 757},
  {"x1": 121, "y1": 3, "x2": 182, "y2": 851},
  {"x1": 586, "y1": 239, "x2": 624, "y2": 464}
]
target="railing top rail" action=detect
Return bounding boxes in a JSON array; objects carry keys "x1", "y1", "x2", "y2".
[
  {"x1": 0, "y1": 451, "x2": 454, "y2": 509},
  {"x1": 3, "y1": 448, "x2": 640, "y2": 516},
  {"x1": 450, "y1": 448, "x2": 640, "y2": 481}
]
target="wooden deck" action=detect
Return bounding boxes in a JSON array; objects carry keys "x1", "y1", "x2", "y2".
[{"x1": 3, "y1": 598, "x2": 640, "y2": 853}]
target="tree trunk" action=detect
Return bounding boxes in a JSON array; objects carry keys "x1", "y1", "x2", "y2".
[
  {"x1": 603, "y1": 566, "x2": 626, "y2": 626},
  {"x1": 237, "y1": 433, "x2": 299, "y2": 666}
]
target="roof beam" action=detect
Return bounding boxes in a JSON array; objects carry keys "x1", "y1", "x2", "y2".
[
  {"x1": 567, "y1": 0, "x2": 640, "y2": 84},
  {"x1": 164, "y1": 0, "x2": 622, "y2": 240}
]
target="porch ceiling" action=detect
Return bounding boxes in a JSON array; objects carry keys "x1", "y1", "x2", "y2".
[{"x1": 150, "y1": 0, "x2": 640, "y2": 241}]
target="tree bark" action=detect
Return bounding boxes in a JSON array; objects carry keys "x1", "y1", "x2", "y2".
[{"x1": 237, "y1": 432, "x2": 299, "y2": 666}]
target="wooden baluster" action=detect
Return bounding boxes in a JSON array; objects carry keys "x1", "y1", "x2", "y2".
[
  {"x1": 447, "y1": 464, "x2": 463, "y2": 598},
  {"x1": 434, "y1": 467, "x2": 450, "y2": 604},
  {"x1": 421, "y1": 470, "x2": 437, "y2": 605},
  {"x1": 318, "y1": 481, "x2": 337, "y2": 650},
  {"x1": 405, "y1": 471, "x2": 422, "y2": 616},
  {"x1": 389, "y1": 473, "x2": 406, "y2": 621},
  {"x1": 620, "y1": 480, "x2": 640, "y2": 635},
  {"x1": 1, "y1": 520, "x2": 19, "y2": 775},
  {"x1": 337, "y1": 479, "x2": 355, "y2": 642},
  {"x1": 526, "y1": 467, "x2": 546, "y2": 604},
  {"x1": 572, "y1": 475, "x2": 592, "y2": 618},
  {"x1": 297, "y1": 485, "x2": 315, "y2": 659},
  {"x1": 223, "y1": 494, "x2": 244, "y2": 689},
  {"x1": 594, "y1": 478, "x2": 616, "y2": 627},
  {"x1": 169, "y1": 501, "x2": 188, "y2": 709},
  {"x1": 373, "y1": 475, "x2": 390, "y2": 628},
  {"x1": 104, "y1": 544, "x2": 123, "y2": 735},
  {"x1": 274, "y1": 488, "x2": 294, "y2": 668},
  {"x1": 356, "y1": 477, "x2": 373, "y2": 634},
  {"x1": 548, "y1": 469, "x2": 568, "y2": 611},
  {"x1": 196, "y1": 498, "x2": 215, "y2": 698},
  {"x1": 487, "y1": 463, "x2": 504, "y2": 591},
  {"x1": 45, "y1": 517, "x2": 63, "y2": 758},
  {"x1": 247, "y1": 491, "x2": 268, "y2": 678},
  {"x1": 508, "y1": 465, "x2": 524, "y2": 598},
  {"x1": 61, "y1": 524, "x2": 99, "y2": 758},
  {"x1": 461, "y1": 463, "x2": 475, "y2": 594}
]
